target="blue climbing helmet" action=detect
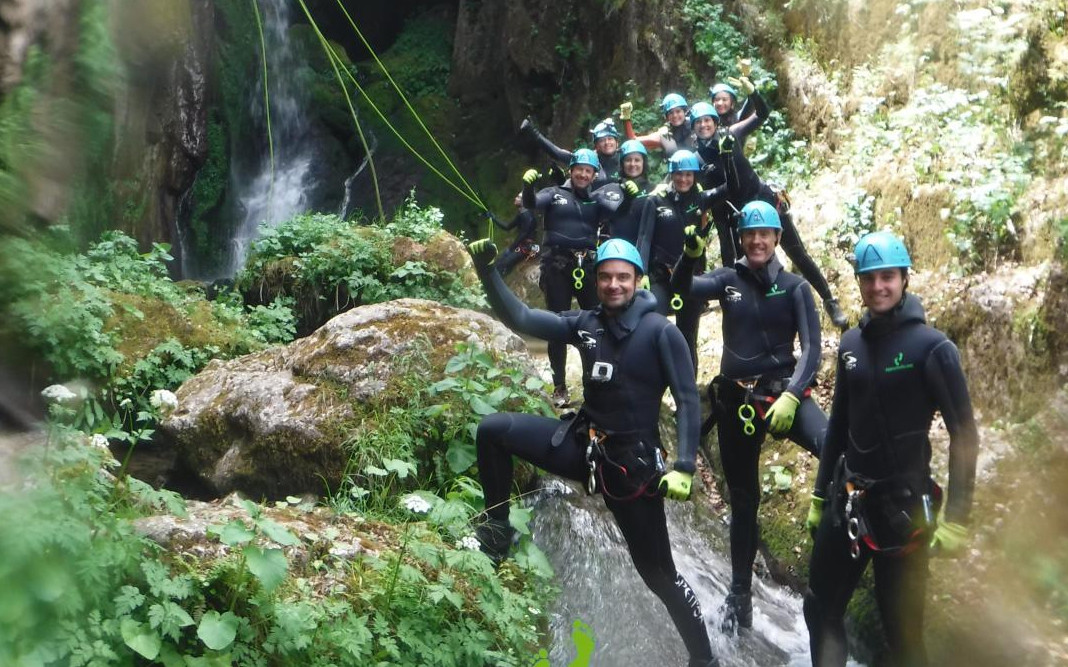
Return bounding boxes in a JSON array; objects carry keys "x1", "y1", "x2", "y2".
[
  {"x1": 709, "y1": 82, "x2": 738, "y2": 100},
  {"x1": 738, "y1": 201, "x2": 783, "y2": 231},
  {"x1": 853, "y1": 231, "x2": 912, "y2": 274},
  {"x1": 660, "y1": 93, "x2": 689, "y2": 116},
  {"x1": 569, "y1": 148, "x2": 601, "y2": 171},
  {"x1": 591, "y1": 118, "x2": 621, "y2": 141},
  {"x1": 667, "y1": 149, "x2": 701, "y2": 173},
  {"x1": 596, "y1": 238, "x2": 645, "y2": 274},
  {"x1": 688, "y1": 101, "x2": 719, "y2": 127},
  {"x1": 619, "y1": 139, "x2": 648, "y2": 158}
]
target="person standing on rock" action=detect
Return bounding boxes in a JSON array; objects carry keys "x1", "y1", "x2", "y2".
[
  {"x1": 671, "y1": 201, "x2": 826, "y2": 633},
  {"x1": 467, "y1": 237, "x2": 721, "y2": 667},
  {"x1": 803, "y1": 231, "x2": 979, "y2": 667}
]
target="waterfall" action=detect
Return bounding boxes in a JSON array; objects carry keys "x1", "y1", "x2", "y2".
[
  {"x1": 529, "y1": 477, "x2": 863, "y2": 666},
  {"x1": 226, "y1": 0, "x2": 315, "y2": 276}
]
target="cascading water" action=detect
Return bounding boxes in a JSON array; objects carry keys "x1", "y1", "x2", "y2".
[
  {"x1": 226, "y1": 0, "x2": 314, "y2": 276},
  {"x1": 529, "y1": 477, "x2": 862, "y2": 666}
]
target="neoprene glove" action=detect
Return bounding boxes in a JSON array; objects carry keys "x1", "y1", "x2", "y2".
[
  {"x1": 727, "y1": 76, "x2": 756, "y2": 96},
  {"x1": 765, "y1": 391, "x2": 800, "y2": 435},
  {"x1": 619, "y1": 101, "x2": 633, "y2": 120},
  {"x1": 522, "y1": 168, "x2": 541, "y2": 185},
  {"x1": 651, "y1": 183, "x2": 671, "y2": 198},
  {"x1": 640, "y1": 275, "x2": 650, "y2": 290},
  {"x1": 806, "y1": 495, "x2": 825, "y2": 538},
  {"x1": 622, "y1": 180, "x2": 640, "y2": 198},
  {"x1": 930, "y1": 521, "x2": 969, "y2": 557},
  {"x1": 683, "y1": 225, "x2": 706, "y2": 258},
  {"x1": 659, "y1": 471, "x2": 693, "y2": 501},
  {"x1": 718, "y1": 132, "x2": 736, "y2": 155},
  {"x1": 467, "y1": 238, "x2": 498, "y2": 270},
  {"x1": 738, "y1": 58, "x2": 753, "y2": 77}
]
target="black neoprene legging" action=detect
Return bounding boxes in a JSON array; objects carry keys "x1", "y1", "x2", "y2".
[
  {"x1": 714, "y1": 384, "x2": 825, "y2": 591},
  {"x1": 540, "y1": 249, "x2": 598, "y2": 388},
  {"x1": 803, "y1": 509, "x2": 931, "y2": 666},
  {"x1": 649, "y1": 272, "x2": 703, "y2": 373},
  {"x1": 476, "y1": 412, "x2": 714, "y2": 663}
]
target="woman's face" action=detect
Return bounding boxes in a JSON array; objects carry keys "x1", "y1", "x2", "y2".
[
  {"x1": 665, "y1": 107, "x2": 687, "y2": 127},
  {"x1": 622, "y1": 154, "x2": 645, "y2": 178},
  {"x1": 693, "y1": 115, "x2": 717, "y2": 139},
  {"x1": 671, "y1": 171, "x2": 695, "y2": 193},
  {"x1": 713, "y1": 92, "x2": 735, "y2": 117}
]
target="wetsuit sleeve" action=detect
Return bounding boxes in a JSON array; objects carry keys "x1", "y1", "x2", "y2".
[
  {"x1": 631, "y1": 125, "x2": 668, "y2": 150},
  {"x1": 814, "y1": 350, "x2": 849, "y2": 497},
  {"x1": 530, "y1": 131, "x2": 573, "y2": 166},
  {"x1": 634, "y1": 199, "x2": 656, "y2": 269},
  {"x1": 524, "y1": 185, "x2": 553, "y2": 213},
  {"x1": 492, "y1": 207, "x2": 528, "y2": 231},
  {"x1": 475, "y1": 263, "x2": 574, "y2": 342},
  {"x1": 670, "y1": 257, "x2": 729, "y2": 301},
  {"x1": 656, "y1": 323, "x2": 701, "y2": 473},
  {"x1": 729, "y1": 96, "x2": 765, "y2": 146},
  {"x1": 786, "y1": 281, "x2": 822, "y2": 398},
  {"x1": 698, "y1": 184, "x2": 729, "y2": 212},
  {"x1": 925, "y1": 340, "x2": 979, "y2": 524}
]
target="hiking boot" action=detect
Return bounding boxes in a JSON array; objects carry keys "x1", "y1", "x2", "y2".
[
  {"x1": 824, "y1": 298, "x2": 849, "y2": 331},
  {"x1": 552, "y1": 386, "x2": 571, "y2": 408},
  {"x1": 475, "y1": 517, "x2": 517, "y2": 566},
  {"x1": 720, "y1": 587, "x2": 753, "y2": 633}
]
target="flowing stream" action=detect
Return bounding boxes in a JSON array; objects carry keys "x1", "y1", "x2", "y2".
[{"x1": 528, "y1": 476, "x2": 828, "y2": 666}]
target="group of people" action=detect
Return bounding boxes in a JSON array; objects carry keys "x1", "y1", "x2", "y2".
[{"x1": 468, "y1": 79, "x2": 979, "y2": 667}]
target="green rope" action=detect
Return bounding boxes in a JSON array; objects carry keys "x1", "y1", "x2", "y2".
[{"x1": 250, "y1": 0, "x2": 275, "y2": 221}]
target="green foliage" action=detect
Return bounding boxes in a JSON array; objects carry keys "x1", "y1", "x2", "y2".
[
  {"x1": 188, "y1": 116, "x2": 232, "y2": 266},
  {"x1": 830, "y1": 190, "x2": 877, "y2": 252},
  {"x1": 379, "y1": 11, "x2": 454, "y2": 99}
]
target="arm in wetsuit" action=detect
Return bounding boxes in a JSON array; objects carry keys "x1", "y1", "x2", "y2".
[
  {"x1": 925, "y1": 340, "x2": 979, "y2": 524},
  {"x1": 657, "y1": 323, "x2": 702, "y2": 473},
  {"x1": 813, "y1": 349, "x2": 850, "y2": 497},
  {"x1": 728, "y1": 91, "x2": 769, "y2": 146},
  {"x1": 785, "y1": 281, "x2": 822, "y2": 398},
  {"x1": 473, "y1": 261, "x2": 573, "y2": 343}
]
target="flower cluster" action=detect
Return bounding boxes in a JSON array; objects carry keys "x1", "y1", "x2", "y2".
[
  {"x1": 41, "y1": 384, "x2": 77, "y2": 404},
  {"x1": 458, "y1": 535, "x2": 481, "y2": 551},
  {"x1": 400, "y1": 494, "x2": 431, "y2": 514},
  {"x1": 149, "y1": 389, "x2": 179, "y2": 413}
]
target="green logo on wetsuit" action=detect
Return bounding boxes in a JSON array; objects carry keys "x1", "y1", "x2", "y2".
[
  {"x1": 885, "y1": 351, "x2": 915, "y2": 373},
  {"x1": 765, "y1": 283, "x2": 786, "y2": 297}
]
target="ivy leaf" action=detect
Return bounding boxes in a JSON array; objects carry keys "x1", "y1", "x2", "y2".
[
  {"x1": 244, "y1": 545, "x2": 287, "y2": 591},
  {"x1": 197, "y1": 610, "x2": 239, "y2": 651},
  {"x1": 121, "y1": 618, "x2": 161, "y2": 660}
]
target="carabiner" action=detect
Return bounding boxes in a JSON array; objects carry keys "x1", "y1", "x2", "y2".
[
  {"x1": 670, "y1": 293, "x2": 684, "y2": 311},
  {"x1": 572, "y1": 266, "x2": 585, "y2": 291}
]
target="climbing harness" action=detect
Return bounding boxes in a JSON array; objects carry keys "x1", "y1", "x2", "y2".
[
  {"x1": 585, "y1": 428, "x2": 602, "y2": 495},
  {"x1": 584, "y1": 427, "x2": 665, "y2": 501}
]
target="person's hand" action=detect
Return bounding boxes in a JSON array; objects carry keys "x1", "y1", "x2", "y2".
[
  {"x1": 727, "y1": 76, "x2": 756, "y2": 96},
  {"x1": 659, "y1": 471, "x2": 693, "y2": 501},
  {"x1": 651, "y1": 182, "x2": 670, "y2": 198},
  {"x1": 619, "y1": 101, "x2": 633, "y2": 120},
  {"x1": 929, "y1": 521, "x2": 969, "y2": 557},
  {"x1": 522, "y1": 169, "x2": 541, "y2": 185},
  {"x1": 640, "y1": 275, "x2": 650, "y2": 290},
  {"x1": 683, "y1": 225, "x2": 706, "y2": 258},
  {"x1": 467, "y1": 238, "x2": 498, "y2": 270},
  {"x1": 622, "y1": 180, "x2": 640, "y2": 198},
  {"x1": 765, "y1": 391, "x2": 800, "y2": 434},
  {"x1": 718, "y1": 132, "x2": 736, "y2": 155},
  {"x1": 806, "y1": 495, "x2": 825, "y2": 538}
]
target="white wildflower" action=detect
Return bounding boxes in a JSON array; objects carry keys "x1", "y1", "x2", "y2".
[
  {"x1": 41, "y1": 384, "x2": 77, "y2": 403},
  {"x1": 527, "y1": 606, "x2": 541, "y2": 616},
  {"x1": 118, "y1": 397, "x2": 133, "y2": 409},
  {"x1": 459, "y1": 535, "x2": 481, "y2": 551},
  {"x1": 90, "y1": 434, "x2": 110, "y2": 451},
  {"x1": 401, "y1": 494, "x2": 431, "y2": 514},
  {"x1": 149, "y1": 389, "x2": 179, "y2": 413}
]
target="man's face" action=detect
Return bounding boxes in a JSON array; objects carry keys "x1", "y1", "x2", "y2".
[
  {"x1": 671, "y1": 171, "x2": 695, "y2": 193},
  {"x1": 622, "y1": 154, "x2": 644, "y2": 178},
  {"x1": 859, "y1": 269, "x2": 906, "y2": 315},
  {"x1": 740, "y1": 228, "x2": 779, "y2": 269},
  {"x1": 713, "y1": 92, "x2": 734, "y2": 116},
  {"x1": 693, "y1": 115, "x2": 717, "y2": 139},
  {"x1": 597, "y1": 259, "x2": 637, "y2": 311},
  {"x1": 570, "y1": 164, "x2": 595, "y2": 189},
  {"x1": 665, "y1": 106, "x2": 687, "y2": 127},
  {"x1": 595, "y1": 136, "x2": 619, "y2": 156}
]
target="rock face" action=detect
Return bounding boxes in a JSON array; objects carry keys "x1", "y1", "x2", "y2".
[{"x1": 161, "y1": 298, "x2": 531, "y2": 499}]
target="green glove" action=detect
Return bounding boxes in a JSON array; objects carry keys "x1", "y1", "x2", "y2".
[
  {"x1": 522, "y1": 168, "x2": 541, "y2": 185},
  {"x1": 718, "y1": 132, "x2": 736, "y2": 155},
  {"x1": 930, "y1": 521, "x2": 969, "y2": 557},
  {"x1": 467, "y1": 238, "x2": 498, "y2": 270},
  {"x1": 765, "y1": 391, "x2": 800, "y2": 435},
  {"x1": 651, "y1": 183, "x2": 670, "y2": 198},
  {"x1": 622, "y1": 180, "x2": 640, "y2": 198},
  {"x1": 727, "y1": 75, "x2": 756, "y2": 96},
  {"x1": 683, "y1": 225, "x2": 706, "y2": 258},
  {"x1": 619, "y1": 101, "x2": 633, "y2": 121},
  {"x1": 806, "y1": 494, "x2": 825, "y2": 538},
  {"x1": 659, "y1": 471, "x2": 693, "y2": 501},
  {"x1": 640, "y1": 274, "x2": 650, "y2": 290},
  {"x1": 738, "y1": 58, "x2": 753, "y2": 77}
]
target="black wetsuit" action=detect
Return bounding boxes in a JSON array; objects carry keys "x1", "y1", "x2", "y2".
[
  {"x1": 472, "y1": 268, "x2": 715, "y2": 664},
  {"x1": 523, "y1": 179, "x2": 621, "y2": 390},
  {"x1": 492, "y1": 209, "x2": 539, "y2": 277},
  {"x1": 673, "y1": 253, "x2": 825, "y2": 593},
  {"x1": 804, "y1": 294, "x2": 978, "y2": 667},
  {"x1": 606, "y1": 176, "x2": 651, "y2": 245},
  {"x1": 696, "y1": 94, "x2": 837, "y2": 306}
]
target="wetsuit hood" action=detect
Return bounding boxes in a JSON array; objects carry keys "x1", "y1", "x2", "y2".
[
  {"x1": 859, "y1": 292, "x2": 926, "y2": 339},
  {"x1": 736, "y1": 254, "x2": 784, "y2": 287},
  {"x1": 595, "y1": 288, "x2": 657, "y2": 338}
]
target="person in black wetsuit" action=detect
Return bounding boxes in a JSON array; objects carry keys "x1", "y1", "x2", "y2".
[
  {"x1": 522, "y1": 148, "x2": 626, "y2": 407},
  {"x1": 671, "y1": 201, "x2": 826, "y2": 633},
  {"x1": 802, "y1": 231, "x2": 979, "y2": 667},
  {"x1": 520, "y1": 116, "x2": 622, "y2": 188},
  {"x1": 693, "y1": 96, "x2": 849, "y2": 331},
  {"x1": 606, "y1": 139, "x2": 653, "y2": 245},
  {"x1": 621, "y1": 92, "x2": 695, "y2": 158},
  {"x1": 467, "y1": 237, "x2": 721, "y2": 667}
]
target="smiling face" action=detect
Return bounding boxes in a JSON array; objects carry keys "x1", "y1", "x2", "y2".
[
  {"x1": 596, "y1": 259, "x2": 638, "y2": 312},
  {"x1": 665, "y1": 106, "x2": 687, "y2": 127},
  {"x1": 712, "y1": 92, "x2": 735, "y2": 116},
  {"x1": 671, "y1": 170, "x2": 695, "y2": 193},
  {"x1": 622, "y1": 153, "x2": 645, "y2": 178},
  {"x1": 859, "y1": 268, "x2": 907, "y2": 315},
  {"x1": 740, "y1": 228, "x2": 779, "y2": 269},
  {"x1": 595, "y1": 136, "x2": 619, "y2": 156},
  {"x1": 570, "y1": 164, "x2": 596, "y2": 189},
  {"x1": 693, "y1": 115, "x2": 717, "y2": 139}
]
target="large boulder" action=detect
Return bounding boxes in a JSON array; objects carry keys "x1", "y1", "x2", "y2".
[{"x1": 160, "y1": 298, "x2": 533, "y2": 499}]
